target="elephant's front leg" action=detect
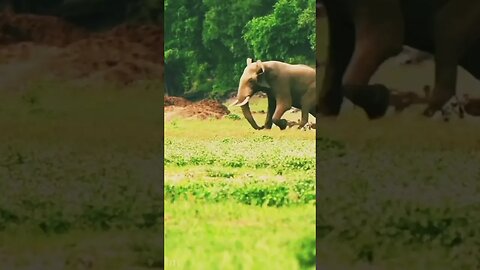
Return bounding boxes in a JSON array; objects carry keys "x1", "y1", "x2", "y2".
[
  {"x1": 342, "y1": 2, "x2": 404, "y2": 119},
  {"x1": 318, "y1": 4, "x2": 355, "y2": 117},
  {"x1": 264, "y1": 94, "x2": 276, "y2": 129},
  {"x1": 272, "y1": 103, "x2": 290, "y2": 130}
]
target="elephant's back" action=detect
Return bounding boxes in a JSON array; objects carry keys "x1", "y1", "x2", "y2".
[
  {"x1": 291, "y1": 64, "x2": 316, "y2": 75},
  {"x1": 295, "y1": 64, "x2": 315, "y2": 71},
  {"x1": 265, "y1": 61, "x2": 315, "y2": 78}
]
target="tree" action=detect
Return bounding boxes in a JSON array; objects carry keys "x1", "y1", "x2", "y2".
[
  {"x1": 202, "y1": 0, "x2": 276, "y2": 95},
  {"x1": 164, "y1": 0, "x2": 207, "y2": 97},
  {"x1": 164, "y1": 0, "x2": 315, "y2": 98},
  {"x1": 243, "y1": 0, "x2": 315, "y2": 64}
]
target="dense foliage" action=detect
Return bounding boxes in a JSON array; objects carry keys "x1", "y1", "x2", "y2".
[{"x1": 164, "y1": 0, "x2": 316, "y2": 98}]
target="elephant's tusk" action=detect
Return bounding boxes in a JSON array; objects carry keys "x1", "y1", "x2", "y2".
[
  {"x1": 235, "y1": 96, "x2": 250, "y2": 107},
  {"x1": 229, "y1": 99, "x2": 239, "y2": 107}
]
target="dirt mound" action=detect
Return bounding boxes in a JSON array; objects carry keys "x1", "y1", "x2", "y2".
[
  {"x1": 100, "y1": 24, "x2": 163, "y2": 63},
  {"x1": 0, "y1": 41, "x2": 56, "y2": 62},
  {"x1": 50, "y1": 35, "x2": 162, "y2": 84},
  {"x1": 0, "y1": 11, "x2": 88, "y2": 47},
  {"x1": 180, "y1": 99, "x2": 230, "y2": 119},
  {"x1": 0, "y1": 11, "x2": 163, "y2": 87},
  {"x1": 164, "y1": 96, "x2": 192, "y2": 107},
  {"x1": 165, "y1": 97, "x2": 230, "y2": 119}
]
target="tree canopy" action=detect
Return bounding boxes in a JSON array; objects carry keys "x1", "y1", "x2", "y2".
[{"x1": 165, "y1": 0, "x2": 316, "y2": 98}]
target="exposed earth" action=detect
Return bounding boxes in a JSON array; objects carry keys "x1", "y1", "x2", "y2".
[
  {"x1": 164, "y1": 96, "x2": 231, "y2": 120},
  {"x1": 164, "y1": 94, "x2": 318, "y2": 131},
  {"x1": 0, "y1": 10, "x2": 163, "y2": 89}
]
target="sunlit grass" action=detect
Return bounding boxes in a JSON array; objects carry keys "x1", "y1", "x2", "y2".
[
  {"x1": 0, "y1": 79, "x2": 163, "y2": 269},
  {"x1": 165, "y1": 201, "x2": 315, "y2": 270},
  {"x1": 165, "y1": 97, "x2": 316, "y2": 270},
  {"x1": 315, "y1": 89, "x2": 480, "y2": 269},
  {"x1": 165, "y1": 96, "x2": 315, "y2": 140}
]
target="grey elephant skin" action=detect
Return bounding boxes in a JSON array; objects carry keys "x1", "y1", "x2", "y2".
[
  {"x1": 231, "y1": 58, "x2": 316, "y2": 130},
  {"x1": 318, "y1": 0, "x2": 480, "y2": 119}
]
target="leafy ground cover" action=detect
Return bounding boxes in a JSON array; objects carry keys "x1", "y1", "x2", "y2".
[
  {"x1": 316, "y1": 107, "x2": 480, "y2": 270},
  {"x1": 0, "y1": 80, "x2": 163, "y2": 269},
  {"x1": 165, "y1": 99, "x2": 316, "y2": 270}
]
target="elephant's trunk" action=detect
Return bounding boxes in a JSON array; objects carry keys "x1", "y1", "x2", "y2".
[
  {"x1": 231, "y1": 79, "x2": 261, "y2": 129},
  {"x1": 240, "y1": 102, "x2": 262, "y2": 130}
]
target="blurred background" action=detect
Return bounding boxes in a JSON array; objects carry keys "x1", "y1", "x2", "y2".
[
  {"x1": 0, "y1": 0, "x2": 163, "y2": 89},
  {"x1": 0, "y1": 1, "x2": 164, "y2": 269}
]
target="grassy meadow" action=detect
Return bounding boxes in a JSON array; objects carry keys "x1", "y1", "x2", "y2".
[
  {"x1": 0, "y1": 80, "x2": 163, "y2": 269},
  {"x1": 315, "y1": 56, "x2": 480, "y2": 269},
  {"x1": 3, "y1": 47, "x2": 480, "y2": 270},
  {"x1": 165, "y1": 55, "x2": 480, "y2": 269},
  {"x1": 164, "y1": 98, "x2": 316, "y2": 270},
  {"x1": 316, "y1": 110, "x2": 480, "y2": 269}
]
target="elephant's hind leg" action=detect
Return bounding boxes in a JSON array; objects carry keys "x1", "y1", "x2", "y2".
[{"x1": 298, "y1": 93, "x2": 316, "y2": 129}]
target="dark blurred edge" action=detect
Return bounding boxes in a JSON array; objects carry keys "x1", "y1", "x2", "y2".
[
  {"x1": 0, "y1": 0, "x2": 163, "y2": 30},
  {"x1": 315, "y1": 1, "x2": 322, "y2": 267}
]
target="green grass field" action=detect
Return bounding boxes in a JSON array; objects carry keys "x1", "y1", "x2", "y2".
[
  {"x1": 0, "y1": 80, "x2": 163, "y2": 269},
  {"x1": 316, "y1": 111, "x2": 480, "y2": 269},
  {"x1": 166, "y1": 72, "x2": 480, "y2": 269},
  {"x1": 3, "y1": 51, "x2": 480, "y2": 270},
  {"x1": 164, "y1": 100, "x2": 316, "y2": 270},
  {"x1": 314, "y1": 58, "x2": 480, "y2": 269}
]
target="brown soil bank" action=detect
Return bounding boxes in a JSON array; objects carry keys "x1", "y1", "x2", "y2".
[
  {"x1": 165, "y1": 96, "x2": 230, "y2": 119},
  {"x1": 0, "y1": 11, "x2": 163, "y2": 87}
]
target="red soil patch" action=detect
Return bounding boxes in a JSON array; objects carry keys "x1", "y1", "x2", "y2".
[
  {"x1": 165, "y1": 96, "x2": 230, "y2": 119},
  {"x1": 164, "y1": 96, "x2": 192, "y2": 107},
  {"x1": 0, "y1": 11, "x2": 163, "y2": 87},
  {"x1": 0, "y1": 12, "x2": 88, "y2": 47}
]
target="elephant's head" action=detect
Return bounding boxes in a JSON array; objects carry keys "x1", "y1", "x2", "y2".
[{"x1": 230, "y1": 58, "x2": 270, "y2": 130}]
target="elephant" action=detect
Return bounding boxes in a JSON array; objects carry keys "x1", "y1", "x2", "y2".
[
  {"x1": 317, "y1": 0, "x2": 480, "y2": 119},
  {"x1": 230, "y1": 58, "x2": 316, "y2": 130}
]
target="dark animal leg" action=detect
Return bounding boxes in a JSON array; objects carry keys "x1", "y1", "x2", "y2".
[
  {"x1": 424, "y1": 1, "x2": 480, "y2": 116},
  {"x1": 272, "y1": 104, "x2": 290, "y2": 130},
  {"x1": 328, "y1": 1, "x2": 404, "y2": 119},
  {"x1": 342, "y1": 2, "x2": 404, "y2": 119},
  {"x1": 458, "y1": 104, "x2": 465, "y2": 119},
  {"x1": 423, "y1": 43, "x2": 458, "y2": 117},
  {"x1": 318, "y1": 4, "x2": 354, "y2": 117},
  {"x1": 264, "y1": 93, "x2": 276, "y2": 129},
  {"x1": 298, "y1": 95, "x2": 315, "y2": 129}
]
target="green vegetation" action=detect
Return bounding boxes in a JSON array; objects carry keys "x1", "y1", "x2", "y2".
[
  {"x1": 164, "y1": 2, "x2": 317, "y2": 264},
  {"x1": 316, "y1": 105, "x2": 480, "y2": 269},
  {"x1": 165, "y1": 202, "x2": 314, "y2": 270},
  {"x1": 0, "y1": 80, "x2": 163, "y2": 269},
  {"x1": 164, "y1": 100, "x2": 316, "y2": 270},
  {"x1": 164, "y1": 0, "x2": 316, "y2": 97}
]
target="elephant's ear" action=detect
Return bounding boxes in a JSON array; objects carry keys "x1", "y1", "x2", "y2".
[
  {"x1": 246, "y1": 58, "x2": 252, "y2": 65},
  {"x1": 256, "y1": 60, "x2": 265, "y2": 74}
]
